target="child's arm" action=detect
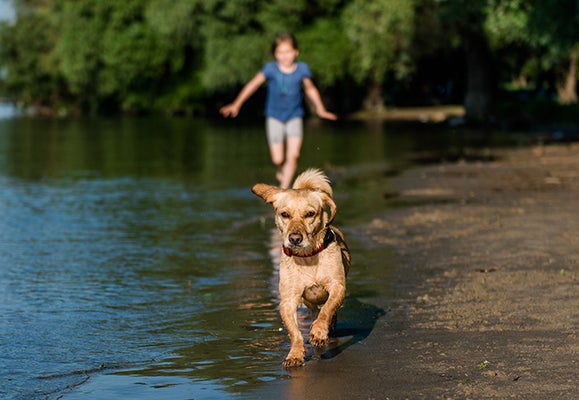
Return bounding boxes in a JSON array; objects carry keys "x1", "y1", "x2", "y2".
[
  {"x1": 220, "y1": 72, "x2": 266, "y2": 118},
  {"x1": 302, "y1": 77, "x2": 337, "y2": 120}
]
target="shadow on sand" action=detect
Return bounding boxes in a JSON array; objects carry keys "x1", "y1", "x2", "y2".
[{"x1": 313, "y1": 297, "x2": 386, "y2": 362}]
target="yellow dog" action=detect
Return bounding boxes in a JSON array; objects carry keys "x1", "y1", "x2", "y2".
[{"x1": 252, "y1": 169, "x2": 350, "y2": 367}]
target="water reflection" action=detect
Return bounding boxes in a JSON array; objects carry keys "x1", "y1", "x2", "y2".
[{"x1": 0, "y1": 172, "x2": 285, "y2": 398}]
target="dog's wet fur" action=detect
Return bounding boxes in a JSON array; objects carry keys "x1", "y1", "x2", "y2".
[{"x1": 252, "y1": 169, "x2": 350, "y2": 367}]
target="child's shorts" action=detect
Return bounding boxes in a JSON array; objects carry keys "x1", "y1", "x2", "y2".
[{"x1": 266, "y1": 117, "x2": 303, "y2": 145}]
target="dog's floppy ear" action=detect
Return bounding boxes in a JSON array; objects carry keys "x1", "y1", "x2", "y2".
[
  {"x1": 322, "y1": 193, "x2": 337, "y2": 226},
  {"x1": 252, "y1": 183, "x2": 281, "y2": 204}
]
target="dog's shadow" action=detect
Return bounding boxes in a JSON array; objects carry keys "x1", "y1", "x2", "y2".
[{"x1": 311, "y1": 297, "x2": 385, "y2": 361}]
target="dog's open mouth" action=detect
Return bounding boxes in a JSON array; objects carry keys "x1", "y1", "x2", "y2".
[{"x1": 282, "y1": 240, "x2": 313, "y2": 257}]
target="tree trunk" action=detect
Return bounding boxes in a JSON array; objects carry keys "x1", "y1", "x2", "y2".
[
  {"x1": 463, "y1": 31, "x2": 494, "y2": 122},
  {"x1": 363, "y1": 81, "x2": 384, "y2": 113},
  {"x1": 556, "y1": 47, "x2": 578, "y2": 104}
]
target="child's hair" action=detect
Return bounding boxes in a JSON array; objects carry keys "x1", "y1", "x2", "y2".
[{"x1": 271, "y1": 32, "x2": 299, "y2": 55}]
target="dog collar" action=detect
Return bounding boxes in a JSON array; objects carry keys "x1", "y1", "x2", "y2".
[{"x1": 282, "y1": 228, "x2": 336, "y2": 257}]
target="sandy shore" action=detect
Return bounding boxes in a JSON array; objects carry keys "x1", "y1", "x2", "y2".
[{"x1": 246, "y1": 142, "x2": 578, "y2": 399}]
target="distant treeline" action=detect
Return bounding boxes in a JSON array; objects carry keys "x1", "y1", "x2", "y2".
[{"x1": 0, "y1": 0, "x2": 576, "y2": 120}]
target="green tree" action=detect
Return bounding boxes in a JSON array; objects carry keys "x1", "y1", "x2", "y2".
[
  {"x1": 0, "y1": 0, "x2": 207, "y2": 115},
  {"x1": 486, "y1": 0, "x2": 578, "y2": 104},
  {"x1": 54, "y1": 0, "x2": 110, "y2": 113},
  {"x1": 436, "y1": 0, "x2": 495, "y2": 122},
  {"x1": 299, "y1": 18, "x2": 351, "y2": 88},
  {"x1": 1, "y1": 0, "x2": 576, "y2": 116},
  {"x1": 144, "y1": 0, "x2": 207, "y2": 114},
  {"x1": 55, "y1": 0, "x2": 204, "y2": 114},
  {"x1": 527, "y1": 0, "x2": 578, "y2": 104},
  {"x1": 0, "y1": 0, "x2": 63, "y2": 111},
  {"x1": 342, "y1": 0, "x2": 416, "y2": 111}
]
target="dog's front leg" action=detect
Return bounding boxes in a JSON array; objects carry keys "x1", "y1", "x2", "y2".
[
  {"x1": 279, "y1": 296, "x2": 305, "y2": 367},
  {"x1": 309, "y1": 281, "x2": 346, "y2": 347}
]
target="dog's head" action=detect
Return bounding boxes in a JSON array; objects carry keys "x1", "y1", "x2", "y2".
[{"x1": 252, "y1": 169, "x2": 336, "y2": 255}]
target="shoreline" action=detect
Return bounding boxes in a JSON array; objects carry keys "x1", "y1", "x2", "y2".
[
  {"x1": 348, "y1": 105, "x2": 465, "y2": 123},
  {"x1": 245, "y1": 142, "x2": 578, "y2": 399}
]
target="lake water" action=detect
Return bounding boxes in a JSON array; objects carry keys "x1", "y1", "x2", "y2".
[{"x1": 0, "y1": 116, "x2": 521, "y2": 399}]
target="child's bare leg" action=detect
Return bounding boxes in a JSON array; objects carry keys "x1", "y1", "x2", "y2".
[
  {"x1": 279, "y1": 137, "x2": 302, "y2": 189},
  {"x1": 269, "y1": 142, "x2": 285, "y2": 185}
]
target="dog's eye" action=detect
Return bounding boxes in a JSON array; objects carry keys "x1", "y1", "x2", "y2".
[
  {"x1": 305, "y1": 211, "x2": 316, "y2": 218},
  {"x1": 280, "y1": 211, "x2": 290, "y2": 219}
]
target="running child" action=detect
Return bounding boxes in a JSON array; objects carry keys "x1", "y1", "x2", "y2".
[{"x1": 220, "y1": 32, "x2": 337, "y2": 188}]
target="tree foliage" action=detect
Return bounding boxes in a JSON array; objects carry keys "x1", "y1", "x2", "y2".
[
  {"x1": 0, "y1": 1, "x2": 61, "y2": 108},
  {"x1": 343, "y1": 0, "x2": 415, "y2": 85},
  {"x1": 486, "y1": 0, "x2": 578, "y2": 103},
  {"x1": 0, "y1": 0, "x2": 576, "y2": 117}
]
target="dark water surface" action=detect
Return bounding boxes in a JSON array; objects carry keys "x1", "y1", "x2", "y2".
[{"x1": 0, "y1": 117, "x2": 521, "y2": 399}]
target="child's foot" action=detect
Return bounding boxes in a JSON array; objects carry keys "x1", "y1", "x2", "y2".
[{"x1": 275, "y1": 164, "x2": 284, "y2": 186}]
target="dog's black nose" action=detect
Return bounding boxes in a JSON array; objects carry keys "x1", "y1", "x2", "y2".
[{"x1": 288, "y1": 232, "x2": 303, "y2": 245}]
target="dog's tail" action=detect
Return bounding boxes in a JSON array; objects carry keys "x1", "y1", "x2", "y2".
[{"x1": 293, "y1": 168, "x2": 333, "y2": 197}]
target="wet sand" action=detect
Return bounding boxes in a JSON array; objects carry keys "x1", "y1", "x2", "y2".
[{"x1": 246, "y1": 143, "x2": 578, "y2": 399}]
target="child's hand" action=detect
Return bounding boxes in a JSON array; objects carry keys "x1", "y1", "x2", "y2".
[
  {"x1": 317, "y1": 109, "x2": 338, "y2": 121},
  {"x1": 220, "y1": 104, "x2": 240, "y2": 118}
]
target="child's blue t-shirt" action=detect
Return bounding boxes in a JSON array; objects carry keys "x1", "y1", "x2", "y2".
[{"x1": 261, "y1": 61, "x2": 312, "y2": 122}]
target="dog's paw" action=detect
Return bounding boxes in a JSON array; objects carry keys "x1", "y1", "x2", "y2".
[
  {"x1": 309, "y1": 334, "x2": 329, "y2": 348},
  {"x1": 309, "y1": 323, "x2": 329, "y2": 347},
  {"x1": 283, "y1": 351, "x2": 305, "y2": 368}
]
